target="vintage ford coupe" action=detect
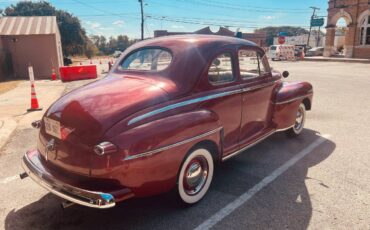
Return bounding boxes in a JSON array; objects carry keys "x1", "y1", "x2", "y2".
[{"x1": 21, "y1": 35, "x2": 313, "y2": 209}]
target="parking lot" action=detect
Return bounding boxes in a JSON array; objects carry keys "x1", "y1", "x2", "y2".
[{"x1": 0, "y1": 61, "x2": 369, "y2": 229}]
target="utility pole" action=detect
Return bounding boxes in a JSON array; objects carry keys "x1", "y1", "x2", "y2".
[
  {"x1": 317, "y1": 26, "x2": 321, "y2": 47},
  {"x1": 139, "y1": 0, "x2": 144, "y2": 40},
  {"x1": 307, "y1": 6, "x2": 320, "y2": 47}
]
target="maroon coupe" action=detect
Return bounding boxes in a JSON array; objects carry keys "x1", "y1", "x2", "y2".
[{"x1": 21, "y1": 35, "x2": 313, "y2": 208}]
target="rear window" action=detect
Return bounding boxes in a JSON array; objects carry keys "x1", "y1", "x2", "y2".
[{"x1": 120, "y1": 48, "x2": 172, "y2": 71}]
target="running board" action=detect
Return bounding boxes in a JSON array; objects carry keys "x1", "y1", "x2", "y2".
[{"x1": 222, "y1": 130, "x2": 275, "y2": 161}]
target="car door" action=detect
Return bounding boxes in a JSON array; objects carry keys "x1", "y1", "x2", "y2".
[
  {"x1": 238, "y1": 48, "x2": 276, "y2": 147},
  {"x1": 198, "y1": 51, "x2": 242, "y2": 155}
]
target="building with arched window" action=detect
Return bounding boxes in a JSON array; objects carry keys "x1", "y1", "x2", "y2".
[{"x1": 324, "y1": 0, "x2": 370, "y2": 58}]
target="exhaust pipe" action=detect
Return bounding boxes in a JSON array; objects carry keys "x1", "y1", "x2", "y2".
[
  {"x1": 61, "y1": 200, "x2": 75, "y2": 209},
  {"x1": 19, "y1": 172, "x2": 28, "y2": 179}
]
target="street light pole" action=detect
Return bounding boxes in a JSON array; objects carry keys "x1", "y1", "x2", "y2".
[
  {"x1": 139, "y1": 0, "x2": 144, "y2": 40},
  {"x1": 307, "y1": 6, "x2": 320, "y2": 47}
]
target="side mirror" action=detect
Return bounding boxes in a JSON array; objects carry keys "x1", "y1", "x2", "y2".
[{"x1": 282, "y1": 71, "x2": 289, "y2": 78}]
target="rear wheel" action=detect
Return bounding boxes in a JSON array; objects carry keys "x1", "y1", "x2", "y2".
[
  {"x1": 286, "y1": 103, "x2": 306, "y2": 137},
  {"x1": 177, "y1": 148, "x2": 214, "y2": 204}
]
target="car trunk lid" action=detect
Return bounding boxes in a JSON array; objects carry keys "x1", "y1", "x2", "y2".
[{"x1": 38, "y1": 75, "x2": 170, "y2": 175}]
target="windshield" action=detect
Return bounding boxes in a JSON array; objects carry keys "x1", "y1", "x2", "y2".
[{"x1": 120, "y1": 48, "x2": 172, "y2": 71}]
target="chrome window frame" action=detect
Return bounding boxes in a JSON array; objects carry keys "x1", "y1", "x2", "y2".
[
  {"x1": 207, "y1": 52, "x2": 236, "y2": 86},
  {"x1": 238, "y1": 49, "x2": 270, "y2": 81},
  {"x1": 117, "y1": 46, "x2": 173, "y2": 73}
]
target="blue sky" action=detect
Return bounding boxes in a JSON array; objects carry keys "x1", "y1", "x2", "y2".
[{"x1": 0, "y1": 0, "x2": 329, "y2": 39}]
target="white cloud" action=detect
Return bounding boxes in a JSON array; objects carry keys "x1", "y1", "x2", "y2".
[
  {"x1": 261, "y1": 15, "x2": 275, "y2": 20},
  {"x1": 171, "y1": 24, "x2": 185, "y2": 29},
  {"x1": 85, "y1": 21, "x2": 102, "y2": 29},
  {"x1": 112, "y1": 20, "x2": 125, "y2": 27}
]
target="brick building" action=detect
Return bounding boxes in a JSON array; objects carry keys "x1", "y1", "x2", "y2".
[
  {"x1": 324, "y1": 0, "x2": 370, "y2": 58},
  {"x1": 154, "y1": 26, "x2": 268, "y2": 47}
]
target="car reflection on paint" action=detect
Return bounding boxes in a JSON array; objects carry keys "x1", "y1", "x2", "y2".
[{"x1": 21, "y1": 35, "x2": 313, "y2": 208}]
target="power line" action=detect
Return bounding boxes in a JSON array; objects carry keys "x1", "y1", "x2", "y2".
[
  {"x1": 147, "y1": 13, "x2": 312, "y2": 27},
  {"x1": 146, "y1": 15, "x2": 310, "y2": 30},
  {"x1": 173, "y1": 0, "x2": 312, "y2": 13},
  {"x1": 197, "y1": 0, "x2": 313, "y2": 11}
]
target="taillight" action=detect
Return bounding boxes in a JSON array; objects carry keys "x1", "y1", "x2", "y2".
[{"x1": 94, "y1": 142, "x2": 118, "y2": 156}]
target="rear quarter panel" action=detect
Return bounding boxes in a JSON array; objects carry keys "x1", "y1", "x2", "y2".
[{"x1": 90, "y1": 110, "x2": 222, "y2": 197}]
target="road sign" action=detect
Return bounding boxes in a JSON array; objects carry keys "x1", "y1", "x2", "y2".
[
  {"x1": 278, "y1": 32, "x2": 288, "y2": 37},
  {"x1": 311, "y1": 18, "x2": 325, "y2": 27},
  {"x1": 278, "y1": 36, "x2": 285, "y2": 45}
]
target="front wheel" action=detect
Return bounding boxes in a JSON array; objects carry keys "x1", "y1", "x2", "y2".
[
  {"x1": 177, "y1": 148, "x2": 214, "y2": 204},
  {"x1": 286, "y1": 103, "x2": 306, "y2": 137}
]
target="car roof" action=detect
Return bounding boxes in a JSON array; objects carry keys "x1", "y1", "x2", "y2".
[
  {"x1": 114, "y1": 35, "x2": 261, "y2": 98},
  {"x1": 131, "y1": 34, "x2": 258, "y2": 48}
]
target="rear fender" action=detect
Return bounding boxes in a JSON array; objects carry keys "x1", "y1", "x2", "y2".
[
  {"x1": 91, "y1": 109, "x2": 221, "y2": 176},
  {"x1": 89, "y1": 109, "x2": 222, "y2": 197},
  {"x1": 115, "y1": 109, "x2": 221, "y2": 158}
]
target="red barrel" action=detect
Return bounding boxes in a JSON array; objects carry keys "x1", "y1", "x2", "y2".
[{"x1": 59, "y1": 65, "x2": 97, "y2": 82}]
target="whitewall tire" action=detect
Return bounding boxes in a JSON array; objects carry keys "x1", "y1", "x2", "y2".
[
  {"x1": 287, "y1": 103, "x2": 306, "y2": 137},
  {"x1": 177, "y1": 148, "x2": 214, "y2": 204}
]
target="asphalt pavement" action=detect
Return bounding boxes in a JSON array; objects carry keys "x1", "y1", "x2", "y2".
[{"x1": 0, "y1": 61, "x2": 369, "y2": 230}]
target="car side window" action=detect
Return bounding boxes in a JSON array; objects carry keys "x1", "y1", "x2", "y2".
[
  {"x1": 208, "y1": 53, "x2": 235, "y2": 84},
  {"x1": 238, "y1": 50, "x2": 268, "y2": 79}
]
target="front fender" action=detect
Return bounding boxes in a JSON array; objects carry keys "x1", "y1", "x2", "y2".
[{"x1": 273, "y1": 81, "x2": 313, "y2": 130}]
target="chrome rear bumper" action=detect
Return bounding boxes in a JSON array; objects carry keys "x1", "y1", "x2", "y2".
[{"x1": 21, "y1": 150, "x2": 116, "y2": 209}]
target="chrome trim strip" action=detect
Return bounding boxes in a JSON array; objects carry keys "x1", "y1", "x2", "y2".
[
  {"x1": 124, "y1": 127, "x2": 222, "y2": 161},
  {"x1": 128, "y1": 90, "x2": 242, "y2": 125},
  {"x1": 222, "y1": 129, "x2": 275, "y2": 161},
  {"x1": 275, "y1": 93, "x2": 313, "y2": 105},
  {"x1": 276, "y1": 125, "x2": 294, "y2": 132},
  {"x1": 128, "y1": 81, "x2": 277, "y2": 126},
  {"x1": 21, "y1": 154, "x2": 116, "y2": 209}
]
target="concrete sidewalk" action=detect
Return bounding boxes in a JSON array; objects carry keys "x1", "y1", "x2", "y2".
[
  {"x1": 304, "y1": 56, "x2": 370, "y2": 64},
  {"x1": 0, "y1": 80, "x2": 66, "y2": 150}
]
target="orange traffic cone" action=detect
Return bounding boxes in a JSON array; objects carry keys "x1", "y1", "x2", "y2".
[
  {"x1": 80, "y1": 62, "x2": 82, "y2": 65},
  {"x1": 90, "y1": 59, "x2": 93, "y2": 64},
  {"x1": 51, "y1": 68, "x2": 57, "y2": 80},
  {"x1": 27, "y1": 82, "x2": 42, "y2": 111},
  {"x1": 99, "y1": 59, "x2": 102, "y2": 65},
  {"x1": 301, "y1": 50, "x2": 305, "y2": 60}
]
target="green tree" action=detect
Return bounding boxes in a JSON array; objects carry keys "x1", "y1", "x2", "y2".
[
  {"x1": 84, "y1": 39, "x2": 99, "y2": 58},
  {"x1": 255, "y1": 26, "x2": 310, "y2": 46},
  {"x1": 3, "y1": 1, "x2": 94, "y2": 56},
  {"x1": 90, "y1": 35, "x2": 108, "y2": 54},
  {"x1": 91, "y1": 35, "x2": 136, "y2": 55}
]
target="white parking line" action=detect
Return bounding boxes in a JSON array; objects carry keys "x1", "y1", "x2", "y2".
[
  {"x1": 0, "y1": 175, "x2": 19, "y2": 184},
  {"x1": 194, "y1": 134, "x2": 331, "y2": 230}
]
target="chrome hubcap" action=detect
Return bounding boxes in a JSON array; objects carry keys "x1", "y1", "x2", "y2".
[
  {"x1": 294, "y1": 107, "x2": 304, "y2": 131},
  {"x1": 183, "y1": 156, "x2": 208, "y2": 195}
]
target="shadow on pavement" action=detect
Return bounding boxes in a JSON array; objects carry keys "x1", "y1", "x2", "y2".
[{"x1": 5, "y1": 129, "x2": 335, "y2": 230}]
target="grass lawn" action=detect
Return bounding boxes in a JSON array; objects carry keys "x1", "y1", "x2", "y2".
[{"x1": 0, "y1": 80, "x2": 24, "y2": 95}]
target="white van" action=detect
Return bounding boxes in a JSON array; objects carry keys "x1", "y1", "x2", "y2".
[{"x1": 269, "y1": 45, "x2": 295, "y2": 61}]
